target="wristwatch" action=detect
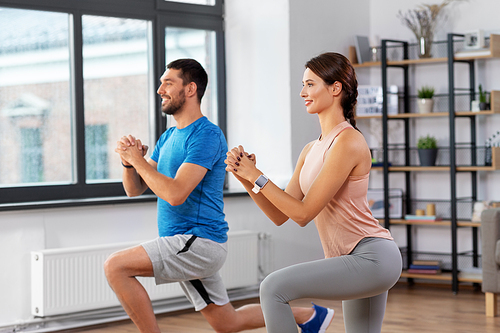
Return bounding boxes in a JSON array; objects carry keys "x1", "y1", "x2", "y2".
[{"x1": 252, "y1": 174, "x2": 269, "y2": 194}]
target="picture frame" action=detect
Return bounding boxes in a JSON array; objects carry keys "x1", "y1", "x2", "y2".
[
  {"x1": 354, "y1": 35, "x2": 372, "y2": 64},
  {"x1": 464, "y1": 30, "x2": 485, "y2": 50},
  {"x1": 367, "y1": 188, "x2": 403, "y2": 219}
]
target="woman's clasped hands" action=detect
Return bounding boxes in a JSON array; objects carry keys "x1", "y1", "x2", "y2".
[{"x1": 225, "y1": 145, "x2": 258, "y2": 182}]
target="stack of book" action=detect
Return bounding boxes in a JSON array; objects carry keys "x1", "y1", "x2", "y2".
[
  {"x1": 404, "y1": 214, "x2": 442, "y2": 222},
  {"x1": 407, "y1": 260, "x2": 442, "y2": 275}
]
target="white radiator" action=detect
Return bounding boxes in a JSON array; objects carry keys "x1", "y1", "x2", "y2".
[{"x1": 31, "y1": 230, "x2": 259, "y2": 317}]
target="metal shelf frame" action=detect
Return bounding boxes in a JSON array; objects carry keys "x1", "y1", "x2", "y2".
[{"x1": 379, "y1": 34, "x2": 489, "y2": 293}]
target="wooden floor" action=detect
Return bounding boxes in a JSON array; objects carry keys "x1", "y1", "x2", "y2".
[{"x1": 68, "y1": 282, "x2": 500, "y2": 333}]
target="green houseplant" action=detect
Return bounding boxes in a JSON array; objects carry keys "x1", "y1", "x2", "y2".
[
  {"x1": 417, "y1": 85, "x2": 435, "y2": 99},
  {"x1": 478, "y1": 84, "x2": 490, "y2": 110},
  {"x1": 417, "y1": 134, "x2": 438, "y2": 166},
  {"x1": 417, "y1": 85, "x2": 435, "y2": 113}
]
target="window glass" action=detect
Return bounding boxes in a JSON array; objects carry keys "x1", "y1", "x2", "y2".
[
  {"x1": 82, "y1": 15, "x2": 151, "y2": 182},
  {"x1": 85, "y1": 124, "x2": 109, "y2": 180},
  {"x1": 21, "y1": 128, "x2": 43, "y2": 183},
  {"x1": 165, "y1": 27, "x2": 217, "y2": 125},
  {"x1": 0, "y1": 7, "x2": 72, "y2": 186}
]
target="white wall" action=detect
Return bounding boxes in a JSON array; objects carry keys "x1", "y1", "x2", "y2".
[
  {"x1": 0, "y1": 202, "x2": 158, "y2": 327},
  {"x1": 225, "y1": 0, "x2": 293, "y2": 190},
  {"x1": 289, "y1": 0, "x2": 371, "y2": 162},
  {"x1": 2, "y1": 0, "x2": 500, "y2": 328}
]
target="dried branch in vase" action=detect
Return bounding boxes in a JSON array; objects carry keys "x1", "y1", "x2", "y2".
[{"x1": 397, "y1": 0, "x2": 468, "y2": 58}]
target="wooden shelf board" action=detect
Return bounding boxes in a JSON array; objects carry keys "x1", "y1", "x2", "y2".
[
  {"x1": 458, "y1": 274, "x2": 483, "y2": 283},
  {"x1": 456, "y1": 92, "x2": 500, "y2": 115},
  {"x1": 457, "y1": 221, "x2": 482, "y2": 227},
  {"x1": 388, "y1": 57, "x2": 448, "y2": 66},
  {"x1": 392, "y1": 219, "x2": 450, "y2": 226},
  {"x1": 360, "y1": 111, "x2": 498, "y2": 119},
  {"x1": 357, "y1": 114, "x2": 382, "y2": 119},
  {"x1": 454, "y1": 54, "x2": 496, "y2": 61},
  {"x1": 389, "y1": 166, "x2": 450, "y2": 172},
  {"x1": 457, "y1": 166, "x2": 498, "y2": 171},
  {"x1": 457, "y1": 147, "x2": 500, "y2": 171},
  {"x1": 371, "y1": 166, "x2": 383, "y2": 171},
  {"x1": 388, "y1": 219, "x2": 480, "y2": 227},
  {"x1": 455, "y1": 110, "x2": 498, "y2": 116},
  {"x1": 353, "y1": 61, "x2": 381, "y2": 68},
  {"x1": 388, "y1": 112, "x2": 449, "y2": 119},
  {"x1": 400, "y1": 271, "x2": 482, "y2": 283},
  {"x1": 401, "y1": 271, "x2": 452, "y2": 281},
  {"x1": 453, "y1": 34, "x2": 500, "y2": 60}
]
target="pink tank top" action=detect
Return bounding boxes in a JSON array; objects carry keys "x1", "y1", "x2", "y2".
[{"x1": 299, "y1": 121, "x2": 393, "y2": 258}]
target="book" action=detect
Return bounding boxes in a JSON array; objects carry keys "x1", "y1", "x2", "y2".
[
  {"x1": 407, "y1": 269, "x2": 441, "y2": 275},
  {"x1": 412, "y1": 260, "x2": 441, "y2": 266},
  {"x1": 458, "y1": 267, "x2": 482, "y2": 280},
  {"x1": 409, "y1": 264, "x2": 441, "y2": 270},
  {"x1": 404, "y1": 214, "x2": 442, "y2": 222},
  {"x1": 354, "y1": 36, "x2": 372, "y2": 64}
]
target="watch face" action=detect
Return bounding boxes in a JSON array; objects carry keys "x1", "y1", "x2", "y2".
[{"x1": 255, "y1": 175, "x2": 268, "y2": 187}]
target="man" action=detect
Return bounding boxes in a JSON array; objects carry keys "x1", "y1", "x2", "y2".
[{"x1": 104, "y1": 58, "x2": 332, "y2": 333}]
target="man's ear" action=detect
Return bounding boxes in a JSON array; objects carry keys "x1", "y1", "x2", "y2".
[{"x1": 186, "y1": 82, "x2": 198, "y2": 98}]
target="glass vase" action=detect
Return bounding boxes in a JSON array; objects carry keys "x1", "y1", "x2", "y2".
[{"x1": 418, "y1": 36, "x2": 433, "y2": 59}]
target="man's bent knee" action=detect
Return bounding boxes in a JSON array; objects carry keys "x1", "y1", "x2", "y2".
[
  {"x1": 103, "y1": 252, "x2": 121, "y2": 284},
  {"x1": 104, "y1": 246, "x2": 154, "y2": 284}
]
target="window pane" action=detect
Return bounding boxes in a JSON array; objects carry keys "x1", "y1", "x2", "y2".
[
  {"x1": 0, "y1": 7, "x2": 72, "y2": 186},
  {"x1": 85, "y1": 124, "x2": 109, "y2": 180},
  {"x1": 21, "y1": 128, "x2": 44, "y2": 183},
  {"x1": 165, "y1": 27, "x2": 217, "y2": 125},
  {"x1": 164, "y1": 0, "x2": 215, "y2": 5},
  {"x1": 82, "y1": 15, "x2": 152, "y2": 183}
]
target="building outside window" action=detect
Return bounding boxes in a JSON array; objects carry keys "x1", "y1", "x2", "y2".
[
  {"x1": 0, "y1": 8, "x2": 72, "y2": 187},
  {"x1": 82, "y1": 15, "x2": 151, "y2": 182},
  {"x1": 20, "y1": 127, "x2": 44, "y2": 183},
  {"x1": 85, "y1": 124, "x2": 109, "y2": 181}
]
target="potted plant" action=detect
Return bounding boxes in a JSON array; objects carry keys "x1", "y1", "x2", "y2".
[
  {"x1": 417, "y1": 85, "x2": 435, "y2": 114},
  {"x1": 417, "y1": 134, "x2": 438, "y2": 166},
  {"x1": 479, "y1": 84, "x2": 490, "y2": 110}
]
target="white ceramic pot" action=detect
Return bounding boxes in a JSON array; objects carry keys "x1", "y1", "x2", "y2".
[{"x1": 417, "y1": 98, "x2": 434, "y2": 114}]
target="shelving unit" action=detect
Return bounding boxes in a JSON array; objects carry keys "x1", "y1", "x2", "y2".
[{"x1": 362, "y1": 33, "x2": 500, "y2": 293}]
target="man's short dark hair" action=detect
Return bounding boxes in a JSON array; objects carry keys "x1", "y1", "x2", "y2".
[{"x1": 167, "y1": 59, "x2": 208, "y2": 103}]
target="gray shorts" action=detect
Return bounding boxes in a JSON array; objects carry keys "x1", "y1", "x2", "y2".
[{"x1": 141, "y1": 234, "x2": 229, "y2": 311}]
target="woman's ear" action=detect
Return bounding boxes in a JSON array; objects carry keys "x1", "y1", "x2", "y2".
[{"x1": 332, "y1": 81, "x2": 342, "y2": 96}]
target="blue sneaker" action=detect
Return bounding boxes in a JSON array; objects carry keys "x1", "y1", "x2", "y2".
[{"x1": 298, "y1": 302, "x2": 334, "y2": 333}]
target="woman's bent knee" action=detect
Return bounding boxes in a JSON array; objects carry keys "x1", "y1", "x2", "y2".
[{"x1": 260, "y1": 270, "x2": 290, "y2": 305}]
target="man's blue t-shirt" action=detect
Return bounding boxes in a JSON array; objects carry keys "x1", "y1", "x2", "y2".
[{"x1": 150, "y1": 116, "x2": 228, "y2": 243}]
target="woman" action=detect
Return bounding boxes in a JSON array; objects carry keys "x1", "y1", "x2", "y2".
[{"x1": 225, "y1": 52, "x2": 402, "y2": 333}]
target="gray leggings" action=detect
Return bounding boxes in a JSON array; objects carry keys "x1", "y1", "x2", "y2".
[{"x1": 260, "y1": 237, "x2": 402, "y2": 333}]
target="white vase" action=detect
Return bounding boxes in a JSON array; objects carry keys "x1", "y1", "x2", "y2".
[{"x1": 417, "y1": 98, "x2": 434, "y2": 114}]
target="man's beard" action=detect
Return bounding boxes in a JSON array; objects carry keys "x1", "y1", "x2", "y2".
[{"x1": 162, "y1": 90, "x2": 186, "y2": 115}]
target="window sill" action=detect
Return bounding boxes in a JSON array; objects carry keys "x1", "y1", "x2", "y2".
[
  {"x1": 0, "y1": 195, "x2": 158, "y2": 212},
  {"x1": 223, "y1": 189, "x2": 249, "y2": 197},
  {"x1": 0, "y1": 190, "x2": 251, "y2": 212}
]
